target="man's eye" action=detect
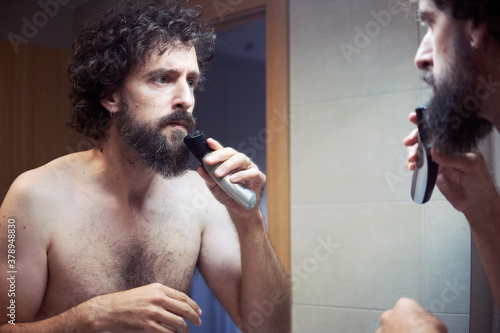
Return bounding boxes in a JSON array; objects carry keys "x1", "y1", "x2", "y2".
[
  {"x1": 188, "y1": 79, "x2": 197, "y2": 89},
  {"x1": 155, "y1": 76, "x2": 168, "y2": 84},
  {"x1": 418, "y1": 16, "x2": 433, "y2": 30}
]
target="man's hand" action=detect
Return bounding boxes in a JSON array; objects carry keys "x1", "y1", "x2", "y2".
[
  {"x1": 89, "y1": 283, "x2": 202, "y2": 333},
  {"x1": 431, "y1": 147, "x2": 500, "y2": 215},
  {"x1": 403, "y1": 112, "x2": 500, "y2": 215},
  {"x1": 403, "y1": 111, "x2": 419, "y2": 171},
  {"x1": 197, "y1": 138, "x2": 266, "y2": 218},
  {"x1": 376, "y1": 298, "x2": 447, "y2": 333}
]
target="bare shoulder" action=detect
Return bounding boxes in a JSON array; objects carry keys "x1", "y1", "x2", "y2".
[{"x1": 1, "y1": 152, "x2": 89, "y2": 223}]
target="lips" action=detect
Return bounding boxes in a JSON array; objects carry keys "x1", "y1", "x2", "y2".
[
  {"x1": 167, "y1": 120, "x2": 189, "y2": 129},
  {"x1": 157, "y1": 111, "x2": 196, "y2": 133}
]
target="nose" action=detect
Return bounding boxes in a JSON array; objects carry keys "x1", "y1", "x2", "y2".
[
  {"x1": 414, "y1": 29, "x2": 433, "y2": 71},
  {"x1": 172, "y1": 80, "x2": 195, "y2": 112}
]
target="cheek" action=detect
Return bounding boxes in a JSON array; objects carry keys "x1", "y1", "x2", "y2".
[{"x1": 432, "y1": 43, "x2": 449, "y2": 81}]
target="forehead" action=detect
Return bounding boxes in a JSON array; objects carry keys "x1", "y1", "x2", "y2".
[
  {"x1": 418, "y1": 0, "x2": 435, "y2": 13},
  {"x1": 130, "y1": 43, "x2": 200, "y2": 77}
]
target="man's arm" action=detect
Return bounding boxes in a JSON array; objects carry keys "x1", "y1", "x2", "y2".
[
  {"x1": 196, "y1": 138, "x2": 291, "y2": 333},
  {"x1": 1, "y1": 172, "x2": 53, "y2": 331},
  {"x1": 0, "y1": 172, "x2": 202, "y2": 333}
]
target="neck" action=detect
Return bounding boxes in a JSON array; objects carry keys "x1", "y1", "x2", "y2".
[
  {"x1": 479, "y1": 76, "x2": 500, "y2": 131},
  {"x1": 92, "y1": 127, "x2": 160, "y2": 208},
  {"x1": 480, "y1": 43, "x2": 500, "y2": 130}
]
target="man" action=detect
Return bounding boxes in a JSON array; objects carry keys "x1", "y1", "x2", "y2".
[
  {"x1": 377, "y1": 0, "x2": 500, "y2": 331},
  {"x1": 0, "y1": 1, "x2": 291, "y2": 332}
]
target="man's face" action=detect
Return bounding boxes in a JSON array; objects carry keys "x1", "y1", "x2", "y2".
[
  {"x1": 116, "y1": 44, "x2": 200, "y2": 178},
  {"x1": 414, "y1": 0, "x2": 455, "y2": 83},
  {"x1": 414, "y1": 0, "x2": 492, "y2": 154}
]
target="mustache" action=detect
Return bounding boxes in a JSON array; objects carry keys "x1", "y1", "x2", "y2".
[
  {"x1": 422, "y1": 71, "x2": 435, "y2": 87},
  {"x1": 156, "y1": 110, "x2": 196, "y2": 133}
]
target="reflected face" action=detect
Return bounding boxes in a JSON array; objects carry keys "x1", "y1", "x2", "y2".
[
  {"x1": 116, "y1": 44, "x2": 200, "y2": 177},
  {"x1": 414, "y1": 0, "x2": 455, "y2": 83},
  {"x1": 414, "y1": 0, "x2": 493, "y2": 154}
]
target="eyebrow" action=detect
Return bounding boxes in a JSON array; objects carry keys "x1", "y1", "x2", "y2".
[
  {"x1": 417, "y1": 8, "x2": 437, "y2": 27},
  {"x1": 146, "y1": 68, "x2": 201, "y2": 81},
  {"x1": 418, "y1": 10, "x2": 431, "y2": 20}
]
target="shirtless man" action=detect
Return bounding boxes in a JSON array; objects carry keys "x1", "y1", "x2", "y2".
[
  {"x1": 0, "y1": 1, "x2": 291, "y2": 332},
  {"x1": 377, "y1": 0, "x2": 500, "y2": 331}
]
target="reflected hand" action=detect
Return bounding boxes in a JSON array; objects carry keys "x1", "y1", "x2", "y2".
[
  {"x1": 403, "y1": 111, "x2": 418, "y2": 171},
  {"x1": 431, "y1": 147, "x2": 500, "y2": 215},
  {"x1": 376, "y1": 298, "x2": 447, "y2": 333}
]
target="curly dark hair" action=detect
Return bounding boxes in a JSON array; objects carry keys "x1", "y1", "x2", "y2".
[
  {"x1": 432, "y1": 0, "x2": 500, "y2": 41},
  {"x1": 67, "y1": 0, "x2": 216, "y2": 140}
]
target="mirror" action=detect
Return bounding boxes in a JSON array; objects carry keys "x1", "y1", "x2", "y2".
[{"x1": 3, "y1": 0, "x2": 497, "y2": 332}]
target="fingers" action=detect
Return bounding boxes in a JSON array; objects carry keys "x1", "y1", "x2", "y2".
[
  {"x1": 403, "y1": 113, "x2": 419, "y2": 171},
  {"x1": 158, "y1": 285, "x2": 202, "y2": 326},
  {"x1": 376, "y1": 308, "x2": 391, "y2": 333},
  {"x1": 206, "y1": 137, "x2": 224, "y2": 151},
  {"x1": 409, "y1": 111, "x2": 417, "y2": 125},
  {"x1": 136, "y1": 284, "x2": 202, "y2": 333},
  {"x1": 200, "y1": 138, "x2": 266, "y2": 214},
  {"x1": 403, "y1": 128, "x2": 418, "y2": 147},
  {"x1": 204, "y1": 138, "x2": 259, "y2": 180},
  {"x1": 406, "y1": 144, "x2": 418, "y2": 171},
  {"x1": 148, "y1": 321, "x2": 180, "y2": 333},
  {"x1": 430, "y1": 148, "x2": 482, "y2": 173},
  {"x1": 229, "y1": 167, "x2": 266, "y2": 186},
  {"x1": 97, "y1": 284, "x2": 202, "y2": 333},
  {"x1": 151, "y1": 311, "x2": 191, "y2": 333}
]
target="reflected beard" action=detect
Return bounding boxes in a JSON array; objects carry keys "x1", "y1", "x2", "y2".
[
  {"x1": 117, "y1": 98, "x2": 196, "y2": 179},
  {"x1": 423, "y1": 31, "x2": 493, "y2": 155}
]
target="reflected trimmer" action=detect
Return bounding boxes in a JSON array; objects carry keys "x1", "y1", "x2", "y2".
[
  {"x1": 184, "y1": 131, "x2": 257, "y2": 210},
  {"x1": 411, "y1": 106, "x2": 439, "y2": 204}
]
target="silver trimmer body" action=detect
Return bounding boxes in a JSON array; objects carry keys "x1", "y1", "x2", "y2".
[
  {"x1": 184, "y1": 131, "x2": 257, "y2": 210},
  {"x1": 411, "y1": 106, "x2": 439, "y2": 204}
]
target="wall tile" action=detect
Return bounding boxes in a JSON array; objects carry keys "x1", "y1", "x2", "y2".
[
  {"x1": 290, "y1": 0, "x2": 421, "y2": 105},
  {"x1": 436, "y1": 314, "x2": 469, "y2": 333},
  {"x1": 292, "y1": 202, "x2": 422, "y2": 309},
  {"x1": 422, "y1": 201, "x2": 471, "y2": 315},
  {"x1": 291, "y1": 90, "x2": 422, "y2": 205},
  {"x1": 293, "y1": 304, "x2": 383, "y2": 333},
  {"x1": 292, "y1": 304, "x2": 469, "y2": 333}
]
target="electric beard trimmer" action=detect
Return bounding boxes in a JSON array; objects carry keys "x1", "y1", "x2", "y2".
[
  {"x1": 184, "y1": 131, "x2": 257, "y2": 210},
  {"x1": 411, "y1": 106, "x2": 439, "y2": 204}
]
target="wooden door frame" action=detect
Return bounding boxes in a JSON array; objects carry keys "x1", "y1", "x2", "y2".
[{"x1": 190, "y1": 0, "x2": 290, "y2": 272}]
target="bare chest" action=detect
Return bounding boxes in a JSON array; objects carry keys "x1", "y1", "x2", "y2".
[{"x1": 39, "y1": 207, "x2": 202, "y2": 318}]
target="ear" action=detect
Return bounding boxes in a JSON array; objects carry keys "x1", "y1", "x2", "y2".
[
  {"x1": 100, "y1": 90, "x2": 120, "y2": 116},
  {"x1": 467, "y1": 20, "x2": 489, "y2": 52}
]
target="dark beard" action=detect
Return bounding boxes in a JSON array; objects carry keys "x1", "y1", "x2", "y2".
[
  {"x1": 117, "y1": 97, "x2": 196, "y2": 179},
  {"x1": 423, "y1": 31, "x2": 493, "y2": 154}
]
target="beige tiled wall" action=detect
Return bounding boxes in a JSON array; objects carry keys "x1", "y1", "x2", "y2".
[{"x1": 289, "y1": 0, "x2": 471, "y2": 331}]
